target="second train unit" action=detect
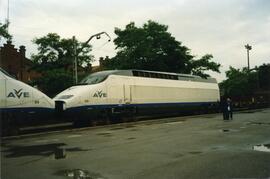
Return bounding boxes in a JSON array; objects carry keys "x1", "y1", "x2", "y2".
[{"x1": 54, "y1": 70, "x2": 220, "y2": 123}]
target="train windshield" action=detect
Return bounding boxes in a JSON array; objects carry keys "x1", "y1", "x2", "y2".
[
  {"x1": 78, "y1": 71, "x2": 114, "y2": 85},
  {"x1": 0, "y1": 68, "x2": 16, "y2": 79}
]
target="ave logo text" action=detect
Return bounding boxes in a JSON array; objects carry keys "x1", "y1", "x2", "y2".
[
  {"x1": 93, "y1": 90, "x2": 107, "y2": 98},
  {"x1": 7, "y1": 89, "x2": 30, "y2": 98}
]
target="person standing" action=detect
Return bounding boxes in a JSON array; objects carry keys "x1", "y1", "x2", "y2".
[
  {"x1": 226, "y1": 98, "x2": 233, "y2": 120},
  {"x1": 220, "y1": 97, "x2": 228, "y2": 120}
]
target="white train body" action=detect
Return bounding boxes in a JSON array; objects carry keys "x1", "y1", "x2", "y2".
[
  {"x1": 54, "y1": 70, "x2": 220, "y2": 120},
  {"x1": 0, "y1": 68, "x2": 54, "y2": 128}
]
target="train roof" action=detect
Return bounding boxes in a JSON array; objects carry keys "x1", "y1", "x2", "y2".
[{"x1": 90, "y1": 69, "x2": 217, "y2": 83}]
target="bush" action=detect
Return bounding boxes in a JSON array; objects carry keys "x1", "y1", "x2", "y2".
[{"x1": 33, "y1": 69, "x2": 73, "y2": 97}]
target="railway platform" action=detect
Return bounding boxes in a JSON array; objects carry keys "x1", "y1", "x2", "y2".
[{"x1": 1, "y1": 108, "x2": 270, "y2": 179}]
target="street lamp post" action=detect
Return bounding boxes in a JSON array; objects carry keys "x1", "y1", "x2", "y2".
[
  {"x1": 245, "y1": 44, "x2": 252, "y2": 71},
  {"x1": 72, "y1": 36, "x2": 78, "y2": 84},
  {"x1": 73, "y1": 32, "x2": 111, "y2": 84}
]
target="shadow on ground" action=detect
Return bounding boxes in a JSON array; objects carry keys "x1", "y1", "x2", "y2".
[{"x1": 2, "y1": 143, "x2": 91, "y2": 158}]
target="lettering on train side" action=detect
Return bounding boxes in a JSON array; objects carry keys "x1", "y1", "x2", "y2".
[
  {"x1": 93, "y1": 90, "x2": 107, "y2": 98},
  {"x1": 7, "y1": 89, "x2": 30, "y2": 98}
]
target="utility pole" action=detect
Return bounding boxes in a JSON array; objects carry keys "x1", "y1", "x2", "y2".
[
  {"x1": 6, "y1": 0, "x2": 10, "y2": 33},
  {"x1": 73, "y1": 36, "x2": 78, "y2": 84},
  {"x1": 7, "y1": 0, "x2": 10, "y2": 21},
  {"x1": 245, "y1": 44, "x2": 252, "y2": 71},
  {"x1": 73, "y1": 32, "x2": 111, "y2": 85}
]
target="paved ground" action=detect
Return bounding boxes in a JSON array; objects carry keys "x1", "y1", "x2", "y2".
[{"x1": 1, "y1": 109, "x2": 270, "y2": 179}]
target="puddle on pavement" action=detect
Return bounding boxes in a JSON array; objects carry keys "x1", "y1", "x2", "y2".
[
  {"x1": 189, "y1": 151, "x2": 202, "y2": 155},
  {"x1": 54, "y1": 147, "x2": 91, "y2": 159},
  {"x1": 253, "y1": 144, "x2": 270, "y2": 152},
  {"x1": 96, "y1": 132, "x2": 113, "y2": 137},
  {"x1": 211, "y1": 146, "x2": 227, "y2": 151},
  {"x1": 222, "y1": 129, "x2": 230, "y2": 132},
  {"x1": 127, "y1": 137, "x2": 136, "y2": 140},
  {"x1": 67, "y1": 134, "x2": 82, "y2": 138},
  {"x1": 55, "y1": 169, "x2": 106, "y2": 179},
  {"x1": 165, "y1": 121, "x2": 184, "y2": 125},
  {"x1": 221, "y1": 129, "x2": 239, "y2": 133},
  {"x1": 125, "y1": 125, "x2": 136, "y2": 128},
  {"x1": 246, "y1": 122, "x2": 270, "y2": 126},
  {"x1": 2, "y1": 142, "x2": 91, "y2": 159},
  {"x1": 66, "y1": 147, "x2": 91, "y2": 152},
  {"x1": 241, "y1": 110, "x2": 262, "y2": 114},
  {"x1": 144, "y1": 123, "x2": 153, "y2": 126},
  {"x1": 109, "y1": 127, "x2": 124, "y2": 131}
]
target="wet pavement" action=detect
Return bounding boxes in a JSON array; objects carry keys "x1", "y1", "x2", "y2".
[
  {"x1": 1, "y1": 108, "x2": 270, "y2": 179},
  {"x1": 253, "y1": 144, "x2": 270, "y2": 152}
]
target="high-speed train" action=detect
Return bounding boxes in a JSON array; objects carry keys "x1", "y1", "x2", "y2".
[
  {"x1": 0, "y1": 68, "x2": 54, "y2": 134},
  {"x1": 54, "y1": 69, "x2": 220, "y2": 124}
]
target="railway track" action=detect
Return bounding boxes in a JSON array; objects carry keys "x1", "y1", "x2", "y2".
[
  {"x1": 2, "y1": 107, "x2": 268, "y2": 138},
  {"x1": 1, "y1": 112, "x2": 213, "y2": 139}
]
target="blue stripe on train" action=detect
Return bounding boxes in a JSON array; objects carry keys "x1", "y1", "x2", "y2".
[
  {"x1": 0, "y1": 107, "x2": 54, "y2": 113},
  {"x1": 67, "y1": 101, "x2": 218, "y2": 112}
]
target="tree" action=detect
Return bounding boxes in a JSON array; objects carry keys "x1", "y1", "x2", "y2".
[
  {"x1": 31, "y1": 33, "x2": 93, "y2": 71},
  {"x1": 32, "y1": 69, "x2": 73, "y2": 96},
  {"x1": 0, "y1": 21, "x2": 12, "y2": 41},
  {"x1": 104, "y1": 20, "x2": 220, "y2": 77},
  {"x1": 31, "y1": 33, "x2": 94, "y2": 97},
  {"x1": 258, "y1": 63, "x2": 270, "y2": 90},
  {"x1": 219, "y1": 67, "x2": 258, "y2": 97},
  {"x1": 189, "y1": 54, "x2": 221, "y2": 78}
]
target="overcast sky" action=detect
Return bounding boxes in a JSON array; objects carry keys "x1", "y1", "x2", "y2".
[{"x1": 0, "y1": 0, "x2": 269, "y2": 82}]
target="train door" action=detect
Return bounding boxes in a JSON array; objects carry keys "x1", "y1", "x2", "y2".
[{"x1": 123, "y1": 79, "x2": 132, "y2": 104}]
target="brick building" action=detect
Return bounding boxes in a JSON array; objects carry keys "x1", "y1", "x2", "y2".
[
  {"x1": 0, "y1": 41, "x2": 40, "y2": 83},
  {"x1": 91, "y1": 56, "x2": 109, "y2": 73}
]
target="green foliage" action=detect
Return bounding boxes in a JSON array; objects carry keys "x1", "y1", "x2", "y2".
[
  {"x1": 31, "y1": 33, "x2": 93, "y2": 96},
  {"x1": 258, "y1": 63, "x2": 270, "y2": 90},
  {"x1": 219, "y1": 67, "x2": 258, "y2": 97},
  {"x1": 105, "y1": 20, "x2": 220, "y2": 77},
  {"x1": 0, "y1": 21, "x2": 12, "y2": 41},
  {"x1": 33, "y1": 69, "x2": 73, "y2": 97},
  {"x1": 190, "y1": 54, "x2": 221, "y2": 78},
  {"x1": 31, "y1": 33, "x2": 93, "y2": 72}
]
